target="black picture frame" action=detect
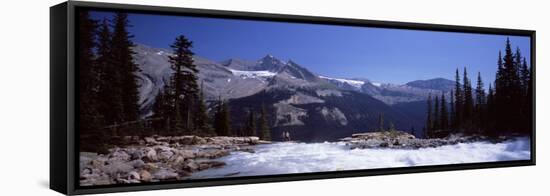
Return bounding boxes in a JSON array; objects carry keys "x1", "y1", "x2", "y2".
[{"x1": 50, "y1": 1, "x2": 536, "y2": 195}]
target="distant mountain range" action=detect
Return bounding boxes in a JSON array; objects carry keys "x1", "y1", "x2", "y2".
[{"x1": 133, "y1": 44, "x2": 455, "y2": 141}]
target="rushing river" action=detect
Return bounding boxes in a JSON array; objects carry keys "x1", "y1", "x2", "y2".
[{"x1": 190, "y1": 137, "x2": 531, "y2": 179}]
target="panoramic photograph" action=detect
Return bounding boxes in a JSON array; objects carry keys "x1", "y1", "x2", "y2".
[{"x1": 77, "y1": 9, "x2": 533, "y2": 186}]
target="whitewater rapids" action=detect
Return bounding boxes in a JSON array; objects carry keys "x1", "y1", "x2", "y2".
[{"x1": 190, "y1": 137, "x2": 530, "y2": 179}]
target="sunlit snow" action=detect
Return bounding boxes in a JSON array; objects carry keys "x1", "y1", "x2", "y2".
[
  {"x1": 228, "y1": 68, "x2": 277, "y2": 79},
  {"x1": 319, "y1": 76, "x2": 365, "y2": 89}
]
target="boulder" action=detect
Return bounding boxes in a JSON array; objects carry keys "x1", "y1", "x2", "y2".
[
  {"x1": 183, "y1": 161, "x2": 199, "y2": 172},
  {"x1": 153, "y1": 168, "x2": 178, "y2": 181},
  {"x1": 158, "y1": 150, "x2": 174, "y2": 161},
  {"x1": 127, "y1": 171, "x2": 140, "y2": 181},
  {"x1": 178, "y1": 150, "x2": 195, "y2": 159},
  {"x1": 109, "y1": 149, "x2": 131, "y2": 161},
  {"x1": 139, "y1": 170, "x2": 152, "y2": 182},
  {"x1": 130, "y1": 159, "x2": 146, "y2": 169},
  {"x1": 143, "y1": 148, "x2": 157, "y2": 162},
  {"x1": 102, "y1": 161, "x2": 134, "y2": 176},
  {"x1": 197, "y1": 161, "x2": 226, "y2": 170}
]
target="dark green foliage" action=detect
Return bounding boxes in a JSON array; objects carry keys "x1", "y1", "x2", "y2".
[
  {"x1": 474, "y1": 72, "x2": 486, "y2": 133},
  {"x1": 425, "y1": 94, "x2": 433, "y2": 138},
  {"x1": 440, "y1": 92, "x2": 448, "y2": 131},
  {"x1": 453, "y1": 69, "x2": 463, "y2": 130},
  {"x1": 259, "y1": 104, "x2": 271, "y2": 140},
  {"x1": 388, "y1": 122, "x2": 396, "y2": 132},
  {"x1": 425, "y1": 38, "x2": 532, "y2": 138},
  {"x1": 462, "y1": 67, "x2": 474, "y2": 132},
  {"x1": 494, "y1": 38, "x2": 525, "y2": 133},
  {"x1": 195, "y1": 82, "x2": 214, "y2": 135},
  {"x1": 151, "y1": 35, "x2": 211, "y2": 135},
  {"x1": 475, "y1": 72, "x2": 486, "y2": 106},
  {"x1": 78, "y1": 11, "x2": 103, "y2": 133},
  {"x1": 95, "y1": 18, "x2": 124, "y2": 126},
  {"x1": 449, "y1": 90, "x2": 455, "y2": 131},
  {"x1": 377, "y1": 113, "x2": 385, "y2": 132},
  {"x1": 111, "y1": 12, "x2": 141, "y2": 122},
  {"x1": 433, "y1": 96, "x2": 440, "y2": 130},
  {"x1": 214, "y1": 98, "x2": 232, "y2": 136},
  {"x1": 245, "y1": 110, "x2": 257, "y2": 136},
  {"x1": 520, "y1": 57, "x2": 530, "y2": 95},
  {"x1": 167, "y1": 35, "x2": 199, "y2": 131},
  {"x1": 486, "y1": 84, "x2": 496, "y2": 136}
]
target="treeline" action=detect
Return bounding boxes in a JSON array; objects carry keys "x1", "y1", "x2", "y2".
[
  {"x1": 425, "y1": 38, "x2": 532, "y2": 138},
  {"x1": 79, "y1": 11, "x2": 141, "y2": 138}
]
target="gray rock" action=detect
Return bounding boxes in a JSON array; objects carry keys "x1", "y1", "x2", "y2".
[{"x1": 153, "y1": 168, "x2": 178, "y2": 181}]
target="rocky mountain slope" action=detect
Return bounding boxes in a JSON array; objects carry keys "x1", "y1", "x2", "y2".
[{"x1": 132, "y1": 44, "x2": 456, "y2": 140}]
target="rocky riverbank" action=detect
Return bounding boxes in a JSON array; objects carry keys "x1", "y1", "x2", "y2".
[
  {"x1": 79, "y1": 136, "x2": 270, "y2": 186},
  {"x1": 340, "y1": 131, "x2": 496, "y2": 149}
]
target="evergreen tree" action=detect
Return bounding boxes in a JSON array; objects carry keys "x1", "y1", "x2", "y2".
[
  {"x1": 166, "y1": 35, "x2": 199, "y2": 132},
  {"x1": 475, "y1": 72, "x2": 486, "y2": 106},
  {"x1": 475, "y1": 72, "x2": 486, "y2": 133},
  {"x1": 195, "y1": 82, "x2": 213, "y2": 135},
  {"x1": 111, "y1": 12, "x2": 140, "y2": 122},
  {"x1": 433, "y1": 96, "x2": 440, "y2": 130},
  {"x1": 214, "y1": 97, "x2": 224, "y2": 135},
  {"x1": 377, "y1": 113, "x2": 385, "y2": 132},
  {"x1": 245, "y1": 109, "x2": 257, "y2": 136},
  {"x1": 78, "y1": 11, "x2": 103, "y2": 133},
  {"x1": 520, "y1": 57, "x2": 530, "y2": 96},
  {"x1": 519, "y1": 56, "x2": 531, "y2": 134},
  {"x1": 214, "y1": 98, "x2": 232, "y2": 136},
  {"x1": 495, "y1": 51, "x2": 504, "y2": 94},
  {"x1": 259, "y1": 103, "x2": 271, "y2": 141},
  {"x1": 486, "y1": 84, "x2": 496, "y2": 136},
  {"x1": 449, "y1": 90, "x2": 455, "y2": 130},
  {"x1": 388, "y1": 122, "x2": 396, "y2": 132},
  {"x1": 463, "y1": 67, "x2": 474, "y2": 132},
  {"x1": 425, "y1": 95, "x2": 433, "y2": 138},
  {"x1": 526, "y1": 58, "x2": 533, "y2": 134},
  {"x1": 221, "y1": 101, "x2": 232, "y2": 136},
  {"x1": 440, "y1": 92, "x2": 448, "y2": 131},
  {"x1": 453, "y1": 69, "x2": 463, "y2": 131},
  {"x1": 151, "y1": 87, "x2": 169, "y2": 134},
  {"x1": 96, "y1": 18, "x2": 124, "y2": 126},
  {"x1": 495, "y1": 38, "x2": 523, "y2": 133}
]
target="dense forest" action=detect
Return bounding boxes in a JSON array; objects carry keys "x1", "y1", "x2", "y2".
[
  {"x1": 424, "y1": 38, "x2": 533, "y2": 138},
  {"x1": 78, "y1": 11, "x2": 271, "y2": 152}
]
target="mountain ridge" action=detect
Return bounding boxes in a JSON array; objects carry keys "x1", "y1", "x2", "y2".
[{"x1": 132, "y1": 43, "x2": 456, "y2": 140}]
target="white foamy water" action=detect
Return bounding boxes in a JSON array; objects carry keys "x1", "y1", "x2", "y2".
[{"x1": 190, "y1": 138, "x2": 530, "y2": 179}]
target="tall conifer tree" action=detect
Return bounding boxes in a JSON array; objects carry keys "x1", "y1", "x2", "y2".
[
  {"x1": 440, "y1": 93, "x2": 448, "y2": 131},
  {"x1": 78, "y1": 11, "x2": 102, "y2": 133},
  {"x1": 433, "y1": 96, "x2": 440, "y2": 130},
  {"x1": 378, "y1": 113, "x2": 385, "y2": 132},
  {"x1": 463, "y1": 67, "x2": 474, "y2": 131},
  {"x1": 425, "y1": 95, "x2": 433, "y2": 138},
  {"x1": 245, "y1": 110, "x2": 257, "y2": 136},
  {"x1": 259, "y1": 103, "x2": 271, "y2": 140},
  {"x1": 111, "y1": 12, "x2": 140, "y2": 122},
  {"x1": 454, "y1": 69, "x2": 463, "y2": 131}
]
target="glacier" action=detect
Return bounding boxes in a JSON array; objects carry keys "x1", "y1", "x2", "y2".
[
  {"x1": 318, "y1": 75, "x2": 366, "y2": 89},
  {"x1": 190, "y1": 137, "x2": 530, "y2": 179}
]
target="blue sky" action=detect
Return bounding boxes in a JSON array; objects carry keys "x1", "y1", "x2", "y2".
[{"x1": 90, "y1": 11, "x2": 531, "y2": 87}]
